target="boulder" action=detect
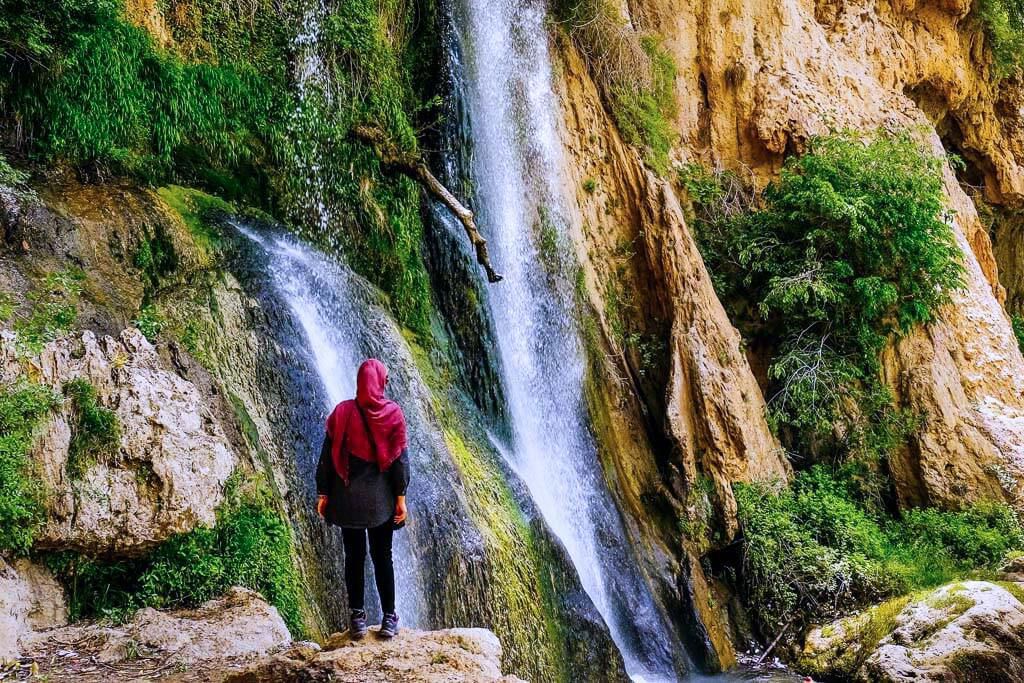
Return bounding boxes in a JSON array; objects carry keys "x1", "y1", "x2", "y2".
[
  {"x1": 800, "y1": 581, "x2": 1024, "y2": 681},
  {"x1": 21, "y1": 587, "x2": 290, "y2": 669},
  {"x1": 227, "y1": 627, "x2": 526, "y2": 683},
  {"x1": 2, "y1": 329, "x2": 236, "y2": 554},
  {"x1": 0, "y1": 558, "x2": 66, "y2": 660}
]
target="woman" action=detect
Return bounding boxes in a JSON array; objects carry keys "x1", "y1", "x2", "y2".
[{"x1": 316, "y1": 358, "x2": 409, "y2": 640}]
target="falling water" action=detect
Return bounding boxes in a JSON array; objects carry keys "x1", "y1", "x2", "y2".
[
  {"x1": 450, "y1": 0, "x2": 688, "y2": 679},
  {"x1": 231, "y1": 221, "x2": 424, "y2": 627}
]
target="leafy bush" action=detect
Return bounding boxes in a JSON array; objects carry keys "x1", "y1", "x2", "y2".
[
  {"x1": 134, "y1": 304, "x2": 164, "y2": 342},
  {"x1": 685, "y1": 132, "x2": 965, "y2": 461},
  {"x1": 45, "y1": 478, "x2": 305, "y2": 635},
  {"x1": 63, "y1": 378, "x2": 120, "y2": 479},
  {"x1": 976, "y1": 0, "x2": 1024, "y2": 80},
  {"x1": 735, "y1": 468, "x2": 1024, "y2": 636},
  {"x1": 0, "y1": 382, "x2": 60, "y2": 554},
  {"x1": 1013, "y1": 313, "x2": 1024, "y2": 354}
]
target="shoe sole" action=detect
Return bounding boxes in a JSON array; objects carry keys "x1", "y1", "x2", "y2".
[
  {"x1": 351, "y1": 629, "x2": 368, "y2": 640},
  {"x1": 378, "y1": 629, "x2": 398, "y2": 639}
]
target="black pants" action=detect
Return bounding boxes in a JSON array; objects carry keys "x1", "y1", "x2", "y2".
[{"x1": 341, "y1": 521, "x2": 395, "y2": 614}]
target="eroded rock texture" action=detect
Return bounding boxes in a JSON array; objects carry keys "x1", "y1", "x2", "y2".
[{"x1": 2, "y1": 330, "x2": 234, "y2": 555}]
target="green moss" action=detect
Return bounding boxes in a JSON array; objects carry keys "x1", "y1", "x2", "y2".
[
  {"x1": 157, "y1": 185, "x2": 232, "y2": 256},
  {"x1": 0, "y1": 382, "x2": 61, "y2": 554},
  {"x1": 609, "y1": 37, "x2": 677, "y2": 174},
  {"x1": 63, "y1": 378, "x2": 120, "y2": 480},
  {"x1": 582, "y1": 178, "x2": 597, "y2": 194},
  {"x1": 997, "y1": 581, "x2": 1024, "y2": 605},
  {"x1": 13, "y1": 269, "x2": 85, "y2": 355},
  {"x1": 44, "y1": 474, "x2": 306, "y2": 636},
  {"x1": 798, "y1": 593, "x2": 914, "y2": 678}
]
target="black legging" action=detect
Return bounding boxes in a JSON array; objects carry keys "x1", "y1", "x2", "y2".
[{"x1": 341, "y1": 521, "x2": 395, "y2": 614}]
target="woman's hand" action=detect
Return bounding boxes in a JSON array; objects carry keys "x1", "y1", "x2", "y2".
[
  {"x1": 317, "y1": 495, "x2": 328, "y2": 518},
  {"x1": 394, "y1": 495, "x2": 407, "y2": 524}
]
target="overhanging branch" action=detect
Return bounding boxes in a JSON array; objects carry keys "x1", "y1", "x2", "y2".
[{"x1": 352, "y1": 125, "x2": 503, "y2": 283}]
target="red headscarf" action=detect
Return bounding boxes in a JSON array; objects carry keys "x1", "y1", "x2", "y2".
[{"x1": 326, "y1": 359, "x2": 407, "y2": 485}]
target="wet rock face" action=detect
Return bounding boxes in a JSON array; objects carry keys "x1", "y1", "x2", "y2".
[
  {"x1": 227, "y1": 627, "x2": 525, "y2": 683},
  {"x1": 803, "y1": 581, "x2": 1024, "y2": 682},
  {"x1": 2, "y1": 329, "x2": 235, "y2": 555}
]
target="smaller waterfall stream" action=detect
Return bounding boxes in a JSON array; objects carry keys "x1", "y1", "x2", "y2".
[{"x1": 231, "y1": 220, "x2": 424, "y2": 626}]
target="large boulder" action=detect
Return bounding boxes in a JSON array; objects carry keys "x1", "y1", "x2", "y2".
[
  {"x1": 20, "y1": 587, "x2": 290, "y2": 675},
  {"x1": 800, "y1": 581, "x2": 1024, "y2": 681},
  {"x1": 227, "y1": 627, "x2": 526, "y2": 683},
  {"x1": 2, "y1": 329, "x2": 235, "y2": 554}
]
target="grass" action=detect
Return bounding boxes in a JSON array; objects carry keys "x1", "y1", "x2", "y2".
[
  {"x1": 44, "y1": 474, "x2": 306, "y2": 636},
  {"x1": 63, "y1": 378, "x2": 120, "y2": 480},
  {"x1": 0, "y1": 382, "x2": 61, "y2": 554}
]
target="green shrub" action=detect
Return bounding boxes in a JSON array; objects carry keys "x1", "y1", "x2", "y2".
[
  {"x1": 13, "y1": 269, "x2": 85, "y2": 354},
  {"x1": 44, "y1": 479, "x2": 305, "y2": 635},
  {"x1": 687, "y1": 131, "x2": 964, "y2": 461},
  {"x1": 1012, "y1": 313, "x2": 1024, "y2": 354},
  {"x1": 134, "y1": 304, "x2": 164, "y2": 341},
  {"x1": 976, "y1": 0, "x2": 1024, "y2": 80},
  {"x1": 63, "y1": 378, "x2": 119, "y2": 479},
  {"x1": 0, "y1": 382, "x2": 60, "y2": 554},
  {"x1": 735, "y1": 468, "x2": 1024, "y2": 637}
]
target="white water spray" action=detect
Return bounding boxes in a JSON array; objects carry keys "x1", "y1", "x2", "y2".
[{"x1": 451, "y1": 0, "x2": 684, "y2": 678}]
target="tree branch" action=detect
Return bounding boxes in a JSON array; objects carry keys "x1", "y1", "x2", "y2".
[{"x1": 352, "y1": 125, "x2": 503, "y2": 283}]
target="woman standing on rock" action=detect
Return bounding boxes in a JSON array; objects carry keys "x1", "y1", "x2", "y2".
[{"x1": 316, "y1": 358, "x2": 409, "y2": 640}]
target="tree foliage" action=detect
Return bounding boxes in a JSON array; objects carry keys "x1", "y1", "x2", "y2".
[{"x1": 683, "y1": 131, "x2": 965, "y2": 461}]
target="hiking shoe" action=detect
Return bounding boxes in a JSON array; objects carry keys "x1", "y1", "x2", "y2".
[
  {"x1": 379, "y1": 611, "x2": 399, "y2": 638},
  {"x1": 350, "y1": 609, "x2": 368, "y2": 640}
]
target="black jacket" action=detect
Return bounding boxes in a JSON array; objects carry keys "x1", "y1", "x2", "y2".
[{"x1": 316, "y1": 432, "x2": 409, "y2": 529}]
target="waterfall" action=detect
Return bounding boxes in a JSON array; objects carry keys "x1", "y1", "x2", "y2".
[
  {"x1": 230, "y1": 221, "x2": 425, "y2": 627},
  {"x1": 449, "y1": 0, "x2": 688, "y2": 679}
]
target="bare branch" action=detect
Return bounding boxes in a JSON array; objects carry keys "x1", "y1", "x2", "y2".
[{"x1": 352, "y1": 124, "x2": 504, "y2": 283}]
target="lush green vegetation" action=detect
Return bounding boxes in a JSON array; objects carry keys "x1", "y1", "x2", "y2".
[
  {"x1": 681, "y1": 132, "x2": 989, "y2": 640},
  {"x1": 12, "y1": 269, "x2": 86, "y2": 354},
  {"x1": 682, "y1": 132, "x2": 964, "y2": 463},
  {"x1": 0, "y1": 382, "x2": 60, "y2": 554},
  {"x1": 0, "y1": 0, "x2": 441, "y2": 334},
  {"x1": 1013, "y1": 313, "x2": 1024, "y2": 354},
  {"x1": 63, "y1": 378, "x2": 120, "y2": 479},
  {"x1": 735, "y1": 468, "x2": 1023, "y2": 636},
  {"x1": 551, "y1": 0, "x2": 677, "y2": 173},
  {"x1": 976, "y1": 0, "x2": 1024, "y2": 80},
  {"x1": 44, "y1": 476, "x2": 305, "y2": 635}
]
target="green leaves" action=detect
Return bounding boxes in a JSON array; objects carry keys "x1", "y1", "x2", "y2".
[
  {"x1": 736, "y1": 468, "x2": 1024, "y2": 637},
  {"x1": 977, "y1": 0, "x2": 1024, "y2": 80},
  {"x1": 0, "y1": 382, "x2": 60, "y2": 554},
  {"x1": 686, "y1": 131, "x2": 964, "y2": 462}
]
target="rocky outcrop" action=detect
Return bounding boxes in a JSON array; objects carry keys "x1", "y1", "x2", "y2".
[
  {"x1": 800, "y1": 580, "x2": 1024, "y2": 682},
  {"x1": 227, "y1": 627, "x2": 524, "y2": 683},
  {"x1": 0, "y1": 558, "x2": 66, "y2": 659},
  {"x1": 15, "y1": 588, "x2": 290, "y2": 680},
  {"x1": 2, "y1": 329, "x2": 235, "y2": 554}
]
